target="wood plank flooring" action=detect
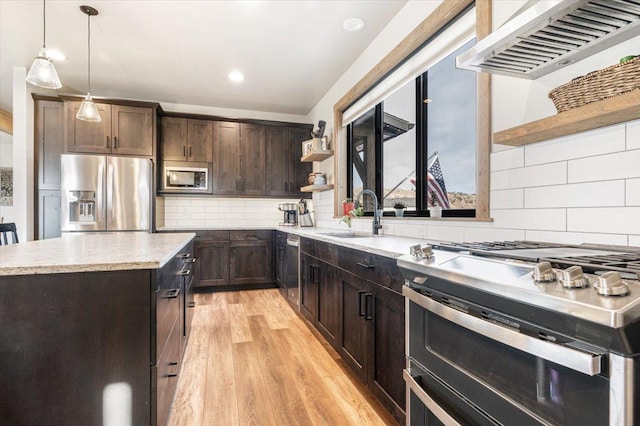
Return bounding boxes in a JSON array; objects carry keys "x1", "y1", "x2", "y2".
[{"x1": 169, "y1": 289, "x2": 397, "y2": 426}]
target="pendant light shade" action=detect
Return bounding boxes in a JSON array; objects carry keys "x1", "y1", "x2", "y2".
[
  {"x1": 26, "y1": 0, "x2": 62, "y2": 89},
  {"x1": 77, "y1": 94, "x2": 101, "y2": 122},
  {"x1": 76, "y1": 5, "x2": 100, "y2": 122}
]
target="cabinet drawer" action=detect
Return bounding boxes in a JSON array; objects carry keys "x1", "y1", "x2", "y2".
[
  {"x1": 230, "y1": 230, "x2": 272, "y2": 241},
  {"x1": 194, "y1": 230, "x2": 229, "y2": 241},
  {"x1": 301, "y1": 238, "x2": 338, "y2": 264},
  {"x1": 153, "y1": 320, "x2": 181, "y2": 426},
  {"x1": 338, "y1": 247, "x2": 404, "y2": 293},
  {"x1": 154, "y1": 253, "x2": 185, "y2": 363}
]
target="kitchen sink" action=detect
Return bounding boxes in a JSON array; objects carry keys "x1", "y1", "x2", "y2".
[{"x1": 318, "y1": 232, "x2": 372, "y2": 238}]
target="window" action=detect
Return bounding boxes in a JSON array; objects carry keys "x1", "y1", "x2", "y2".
[{"x1": 346, "y1": 39, "x2": 477, "y2": 217}]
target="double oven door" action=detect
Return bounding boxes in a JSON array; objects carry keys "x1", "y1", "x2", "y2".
[{"x1": 403, "y1": 284, "x2": 636, "y2": 426}]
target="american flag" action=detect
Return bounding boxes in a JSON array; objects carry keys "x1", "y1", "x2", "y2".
[{"x1": 427, "y1": 156, "x2": 450, "y2": 208}]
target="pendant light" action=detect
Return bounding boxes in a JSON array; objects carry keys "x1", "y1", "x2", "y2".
[
  {"x1": 76, "y1": 5, "x2": 101, "y2": 122},
  {"x1": 25, "y1": 0, "x2": 62, "y2": 89}
]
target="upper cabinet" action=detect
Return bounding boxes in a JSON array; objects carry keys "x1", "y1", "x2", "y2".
[
  {"x1": 65, "y1": 101, "x2": 154, "y2": 156},
  {"x1": 266, "y1": 126, "x2": 312, "y2": 197},
  {"x1": 212, "y1": 122, "x2": 267, "y2": 195},
  {"x1": 161, "y1": 117, "x2": 213, "y2": 162}
]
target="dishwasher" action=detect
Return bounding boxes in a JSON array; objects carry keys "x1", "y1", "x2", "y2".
[{"x1": 285, "y1": 234, "x2": 300, "y2": 307}]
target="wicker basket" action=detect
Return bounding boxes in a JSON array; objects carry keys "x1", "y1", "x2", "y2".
[{"x1": 548, "y1": 56, "x2": 640, "y2": 113}]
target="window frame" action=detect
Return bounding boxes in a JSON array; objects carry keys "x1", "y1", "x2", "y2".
[{"x1": 333, "y1": 0, "x2": 491, "y2": 222}]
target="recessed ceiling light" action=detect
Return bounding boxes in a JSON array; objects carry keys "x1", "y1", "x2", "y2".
[
  {"x1": 228, "y1": 70, "x2": 244, "y2": 83},
  {"x1": 45, "y1": 48, "x2": 66, "y2": 61},
  {"x1": 343, "y1": 17, "x2": 365, "y2": 32}
]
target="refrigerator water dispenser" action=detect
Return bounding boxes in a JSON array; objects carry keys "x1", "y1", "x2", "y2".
[{"x1": 68, "y1": 191, "x2": 97, "y2": 224}]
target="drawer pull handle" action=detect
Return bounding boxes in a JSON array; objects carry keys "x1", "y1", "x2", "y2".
[
  {"x1": 166, "y1": 288, "x2": 180, "y2": 299},
  {"x1": 186, "y1": 258, "x2": 197, "y2": 263},
  {"x1": 188, "y1": 302, "x2": 196, "y2": 308},
  {"x1": 179, "y1": 270, "x2": 191, "y2": 276},
  {"x1": 365, "y1": 293, "x2": 374, "y2": 320},
  {"x1": 357, "y1": 261, "x2": 375, "y2": 269},
  {"x1": 177, "y1": 253, "x2": 191, "y2": 259}
]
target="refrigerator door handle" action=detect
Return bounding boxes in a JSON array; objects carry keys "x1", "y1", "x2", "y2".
[{"x1": 107, "y1": 162, "x2": 114, "y2": 224}]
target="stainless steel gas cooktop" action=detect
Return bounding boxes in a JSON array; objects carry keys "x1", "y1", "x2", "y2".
[{"x1": 398, "y1": 241, "x2": 640, "y2": 330}]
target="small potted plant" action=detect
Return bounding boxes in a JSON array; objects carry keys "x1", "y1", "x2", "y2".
[
  {"x1": 342, "y1": 198, "x2": 354, "y2": 216},
  {"x1": 428, "y1": 192, "x2": 442, "y2": 218},
  {"x1": 393, "y1": 201, "x2": 406, "y2": 217}
]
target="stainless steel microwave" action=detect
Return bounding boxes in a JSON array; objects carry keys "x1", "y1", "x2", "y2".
[{"x1": 162, "y1": 164, "x2": 209, "y2": 192}]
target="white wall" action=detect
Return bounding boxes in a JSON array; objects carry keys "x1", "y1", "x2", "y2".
[
  {"x1": 308, "y1": 0, "x2": 640, "y2": 248},
  {"x1": 0, "y1": 130, "x2": 14, "y2": 222}
]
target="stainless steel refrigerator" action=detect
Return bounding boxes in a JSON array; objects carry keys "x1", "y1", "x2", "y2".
[{"x1": 61, "y1": 154, "x2": 152, "y2": 232}]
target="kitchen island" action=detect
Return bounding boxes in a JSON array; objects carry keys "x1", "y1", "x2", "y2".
[{"x1": 0, "y1": 232, "x2": 196, "y2": 426}]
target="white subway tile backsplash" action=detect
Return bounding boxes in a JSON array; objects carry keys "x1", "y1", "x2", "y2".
[
  {"x1": 568, "y1": 149, "x2": 640, "y2": 183},
  {"x1": 525, "y1": 230, "x2": 628, "y2": 246},
  {"x1": 629, "y1": 236, "x2": 640, "y2": 248},
  {"x1": 462, "y1": 227, "x2": 526, "y2": 242},
  {"x1": 491, "y1": 209, "x2": 566, "y2": 231},
  {"x1": 524, "y1": 181, "x2": 624, "y2": 208},
  {"x1": 567, "y1": 207, "x2": 640, "y2": 234},
  {"x1": 628, "y1": 120, "x2": 640, "y2": 150},
  {"x1": 627, "y1": 179, "x2": 640, "y2": 206},
  {"x1": 525, "y1": 124, "x2": 626, "y2": 166},
  {"x1": 491, "y1": 147, "x2": 524, "y2": 171},
  {"x1": 491, "y1": 162, "x2": 567, "y2": 190},
  {"x1": 491, "y1": 189, "x2": 524, "y2": 209},
  {"x1": 391, "y1": 222, "x2": 428, "y2": 238},
  {"x1": 426, "y1": 225, "x2": 465, "y2": 242}
]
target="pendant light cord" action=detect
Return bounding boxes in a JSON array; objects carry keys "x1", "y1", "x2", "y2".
[
  {"x1": 42, "y1": 0, "x2": 46, "y2": 48},
  {"x1": 87, "y1": 10, "x2": 91, "y2": 94}
]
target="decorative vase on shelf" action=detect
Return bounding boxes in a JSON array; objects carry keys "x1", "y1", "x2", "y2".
[
  {"x1": 392, "y1": 202, "x2": 406, "y2": 217},
  {"x1": 342, "y1": 200, "x2": 354, "y2": 216},
  {"x1": 394, "y1": 209, "x2": 404, "y2": 217}
]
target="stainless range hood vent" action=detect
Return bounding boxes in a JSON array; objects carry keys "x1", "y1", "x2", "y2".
[{"x1": 457, "y1": 0, "x2": 640, "y2": 79}]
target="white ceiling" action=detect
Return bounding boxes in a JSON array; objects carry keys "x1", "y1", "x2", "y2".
[{"x1": 0, "y1": 0, "x2": 408, "y2": 115}]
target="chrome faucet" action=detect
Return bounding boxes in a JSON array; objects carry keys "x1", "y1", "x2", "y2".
[{"x1": 354, "y1": 189, "x2": 383, "y2": 235}]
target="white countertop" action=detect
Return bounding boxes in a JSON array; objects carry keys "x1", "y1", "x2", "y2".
[
  {"x1": 280, "y1": 227, "x2": 427, "y2": 258},
  {"x1": 159, "y1": 225, "x2": 428, "y2": 258},
  {"x1": 0, "y1": 232, "x2": 196, "y2": 276}
]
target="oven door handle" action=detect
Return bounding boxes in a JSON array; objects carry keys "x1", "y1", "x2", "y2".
[
  {"x1": 403, "y1": 369, "x2": 462, "y2": 426},
  {"x1": 403, "y1": 286, "x2": 603, "y2": 376}
]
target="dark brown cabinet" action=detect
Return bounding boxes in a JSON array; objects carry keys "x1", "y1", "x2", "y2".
[
  {"x1": 35, "y1": 99, "x2": 64, "y2": 240},
  {"x1": 195, "y1": 240, "x2": 230, "y2": 287},
  {"x1": 339, "y1": 270, "x2": 372, "y2": 383},
  {"x1": 266, "y1": 126, "x2": 312, "y2": 197},
  {"x1": 213, "y1": 121, "x2": 240, "y2": 194},
  {"x1": 230, "y1": 230, "x2": 273, "y2": 285},
  {"x1": 161, "y1": 117, "x2": 213, "y2": 162},
  {"x1": 213, "y1": 122, "x2": 267, "y2": 195},
  {"x1": 0, "y1": 241, "x2": 194, "y2": 426},
  {"x1": 65, "y1": 101, "x2": 154, "y2": 156},
  {"x1": 240, "y1": 123, "x2": 267, "y2": 195},
  {"x1": 295, "y1": 238, "x2": 406, "y2": 424},
  {"x1": 299, "y1": 253, "x2": 318, "y2": 322},
  {"x1": 189, "y1": 230, "x2": 274, "y2": 290}
]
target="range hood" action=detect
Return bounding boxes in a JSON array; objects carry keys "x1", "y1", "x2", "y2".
[{"x1": 456, "y1": 0, "x2": 640, "y2": 79}]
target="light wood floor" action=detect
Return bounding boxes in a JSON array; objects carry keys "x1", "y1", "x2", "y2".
[{"x1": 169, "y1": 289, "x2": 397, "y2": 426}]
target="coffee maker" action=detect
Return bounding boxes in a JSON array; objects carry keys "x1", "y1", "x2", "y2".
[{"x1": 278, "y1": 203, "x2": 298, "y2": 226}]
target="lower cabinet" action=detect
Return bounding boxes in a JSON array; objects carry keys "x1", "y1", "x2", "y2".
[
  {"x1": 297, "y1": 238, "x2": 406, "y2": 424},
  {"x1": 339, "y1": 270, "x2": 372, "y2": 383},
  {"x1": 192, "y1": 229, "x2": 274, "y2": 290},
  {"x1": 0, "y1": 240, "x2": 195, "y2": 426}
]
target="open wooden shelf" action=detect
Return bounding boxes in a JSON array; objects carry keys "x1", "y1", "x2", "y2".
[
  {"x1": 493, "y1": 90, "x2": 640, "y2": 146},
  {"x1": 300, "y1": 184, "x2": 334, "y2": 193},
  {"x1": 301, "y1": 150, "x2": 334, "y2": 162}
]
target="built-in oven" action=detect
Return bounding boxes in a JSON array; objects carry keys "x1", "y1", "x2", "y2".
[
  {"x1": 404, "y1": 282, "x2": 638, "y2": 425},
  {"x1": 161, "y1": 162, "x2": 210, "y2": 193}
]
